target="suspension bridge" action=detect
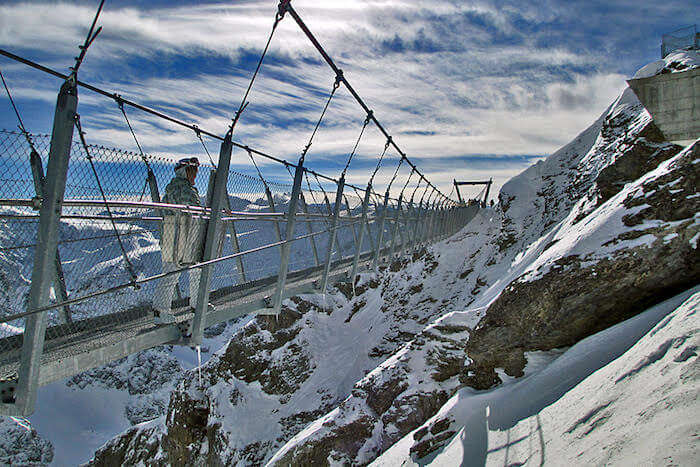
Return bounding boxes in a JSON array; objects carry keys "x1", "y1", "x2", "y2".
[{"x1": 0, "y1": 0, "x2": 481, "y2": 416}]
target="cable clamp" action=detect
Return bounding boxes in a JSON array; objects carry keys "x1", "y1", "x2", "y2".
[
  {"x1": 113, "y1": 93, "x2": 125, "y2": 110},
  {"x1": 276, "y1": 0, "x2": 291, "y2": 22},
  {"x1": 364, "y1": 110, "x2": 373, "y2": 125},
  {"x1": 334, "y1": 70, "x2": 344, "y2": 89}
]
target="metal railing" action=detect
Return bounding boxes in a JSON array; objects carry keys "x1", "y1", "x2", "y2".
[
  {"x1": 661, "y1": 25, "x2": 698, "y2": 58},
  {"x1": 0, "y1": 0, "x2": 477, "y2": 416}
]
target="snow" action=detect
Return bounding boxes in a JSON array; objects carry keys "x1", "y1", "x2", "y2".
[
  {"x1": 1, "y1": 51, "x2": 697, "y2": 465},
  {"x1": 632, "y1": 50, "x2": 699, "y2": 79},
  {"x1": 373, "y1": 286, "x2": 700, "y2": 466},
  {"x1": 20, "y1": 316, "x2": 250, "y2": 465}
]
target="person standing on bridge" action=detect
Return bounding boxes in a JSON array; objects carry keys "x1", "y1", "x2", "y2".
[{"x1": 153, "y1": 157, "x2": 204, "y2": 324}]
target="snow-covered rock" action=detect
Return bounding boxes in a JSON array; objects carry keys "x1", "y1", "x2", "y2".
[
  {"x1": 89, "y1": 64, "x2": 699, "y2": 466},
  {"x1": 374, "y1": 287, "x2": 700, "y2": 465},
  {"x1": 8, "y1": 52, "x2": 695, "y2": 466},
  {"x1": 0, "y1": 417, "x2": 53, "y2": 465}
]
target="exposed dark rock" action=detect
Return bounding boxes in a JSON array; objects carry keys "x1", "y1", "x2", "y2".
[
  {"x1": 596, "y1": 129, "x2": 681, "y2": 205},
  {"x1": 467, "y1": 234, "x2": 698, "y2": 388},
  {"x1": 410, "y1": 430, "x2": 456, "y2": 460},
  {"x1": 273, "y1": 416, "x2": 375, "y2": 466}
]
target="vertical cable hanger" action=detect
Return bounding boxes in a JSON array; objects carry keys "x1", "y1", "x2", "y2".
[
  {"x1": 369, "y1": 137, "x2": 391, "y2": 186},
  {"x1": 342, "y1": 110, "x2": 372, "y2": 176},
  {"x1": 0, "y1": 67, "x2": 40, "y2": 155},
  {"x1": 194, "y1": 126, "x2": 217, "y2": 167},
  {"x1": 74, "y1": 114, "x2": 138, "y2": 284},
  {"x1": 229, "y1": 0, "x2": 290, "y2": 133},
  {"x1": 299, "y1": 72, "x2": 343, "y2": 164}
]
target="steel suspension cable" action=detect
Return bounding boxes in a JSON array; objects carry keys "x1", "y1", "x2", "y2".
[
  {"x1": 230, "y1": 0, "x2": 289, "y2": 130},
  {"x1": 400, "y1": 167, "x2": 415, "y2": 198},
  {"x1": 300, "y1": 75, "x2": 342, "y2": 162},
  {"x1": 115, "y1": 97, "x2": 154, "y2": 173},
  {"x1": 245, "y1": 145, "x2": 272, "y2": 192},
  {"x1": 384, "y1": 156, "x2": 405, "y2": 196},
  {"x1": 194, "y1": 126, "x2": 217, "y2": 167},
  {"x1": 281, "y1": 2, "x2": 454, "y2": 203},
  {"x1": 342, "y1": 111, "x2": 372, "y2": 176},
  {"x1": 74, "y1": 114, "x2": 138, "y2": 284},
  {"x1": 0, "y1": 66, "x2": 39, "y2": 154},
  {"x1": 369, "y1": 137, "x2": 391, "y2": 186}
]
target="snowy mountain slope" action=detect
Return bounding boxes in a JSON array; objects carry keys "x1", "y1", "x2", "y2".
[
  {"x1": 374, "y1": 286, "x2": 699, "y2": 466},
  {"x1": 17, "y1": 317, "x2": 251, "y2": 465},
  {"x1": 88, "y1": 239, "x2": 498, "y2": 466},
  {"x1": 88, "y1": 54, "x2": 699, "y2": 466}
]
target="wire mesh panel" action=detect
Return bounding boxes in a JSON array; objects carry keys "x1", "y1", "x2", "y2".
[{"x1": 0, "y1": 130, "x2": 47, "y2": 350}]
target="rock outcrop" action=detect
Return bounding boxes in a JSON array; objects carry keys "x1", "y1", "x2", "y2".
[{"x1": 91, "y1": 63, "x2": 698, "y2": 466}]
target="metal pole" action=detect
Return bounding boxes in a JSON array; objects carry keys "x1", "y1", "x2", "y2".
[
  {"x1": 372, "y1": 190, "x2": 390, "y2": 269},
  {"x1": 222, "y1": 194, "x2": 247, "y2": 284},
  {"x1": 28, "y1": 149, "x2": 72, "y2": 324},
  {"x1": 350, "y1": 182, "x2": 372, "y2": 283},
  {"x1": 266, "y1": 186, "x2": 283, "y2": 245},
  {"x1": 426, "y1": 198, "x2": 438, "y2": 243},
  {"x1": 300, "y1": 193, "x2": 320, "y2": 267},
  {"x1": 411, "y1": 200, "x2": 424, "y2": 252},
  {"x1": 16, "y1": 78, "x2": 77, "y2": 416},
  {"x1": 321, "y1": 175, "x2": 345, "y2": 293},
  {"x1": 364, "y1": 193, "x2": 376, "y2": 253},
  {"x1": 401, "y1": 200, "x2": 414, "y2": 256},
  {"x1": 190, "y1": 130, "x2": 233, "y2": 345},
  {"x1": 321, "y1": 191, "x2": 344, "y2": 260},
  {"x1": 428, "y1": 199, "x2": 439, "y2": 242},
  {"x1": 147, "y1": 168, "x2": 160, "y2": 203},
  {"x1": 344, "y1": 194, "x2": 358, "y2": 254},
  {"x1": 271, "y1": 161, "x2": 304, "y2": 315},
  {"x1": 389, "y1": 195, "x2": 403, "y2": 259}
]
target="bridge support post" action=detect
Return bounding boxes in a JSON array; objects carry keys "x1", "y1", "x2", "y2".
[
  {"x1": 389, "y1": 195, "x2": 403, "y2": 260},
  {"x1": 414, "y1": 200, "x2": 425, "y2": 252},
  {"x1": 400, "y1": 201, "x2": 412, "y2": 256},
  {"x1": 321, "y1": 175, "x2": 345, "y2": 294},
  {"x1": 412, "y1": 200, "x2": 424, "y2": 251},
  {"x1": 350, "y1": 183, "x2": 372, "y2": 283},
  {"x1": 225, "y1": 212, "x2": 246, "y2": 284},
  {"x1": 427, "y1": 200, "x2": 438, "y2": 242},
  {"x1": 321, "y1": 192, "x2": 344, "y2": 262},
  {"x1": 372, "y1": 190, "x2": 390, "y2": 270},
  {"x1": 28, "y1": 149, "x2": 72, "y2": 325},
  {"x1": 299, "y1": 193, "x2": 320, "y2": 267},
  {"x1": 427, "y1": 199, "x2": 439, "y2": 243},
  {"x1": 266, "y1": 186, "x2": 283, "y2": 247},
  {"x1": 17, "y1": 79, "x2": 77, "y2": 416},
  {"x1": 208, "y1": 171, "x2": 246, "y2": 284},
  {"x1": 147, "y1": 168, "x2": 160, "y2": 203},
  {"x1": 271, "y1": 161, "x2": 304, "y2": 315},
  {"x1": 364, "y1": 193, "x2": 376, "y2": 254},
  {"x1": 344, "y1": 195, "x2": 358, "y2": 254},
  {"x1": 190, "y1": 130, "x2": 233, "y2": 345}
]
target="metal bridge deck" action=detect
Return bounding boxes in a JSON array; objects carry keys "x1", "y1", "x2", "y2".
[{"x1": 0, "y1": 255, "x2": 366, "y2": 392}]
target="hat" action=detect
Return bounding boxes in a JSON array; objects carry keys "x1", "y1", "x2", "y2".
[{"x1": 174, "y1": 157, "x2": 200, "y2": 171}]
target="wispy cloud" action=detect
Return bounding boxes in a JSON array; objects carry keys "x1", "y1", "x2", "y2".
[{"x1": 0, "y1": 1, "x2": 692, "y2": 199}]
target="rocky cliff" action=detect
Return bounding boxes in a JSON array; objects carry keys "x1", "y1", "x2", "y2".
[{"x1": 90, "y1": 56, "x2": 698, "y2": 466}]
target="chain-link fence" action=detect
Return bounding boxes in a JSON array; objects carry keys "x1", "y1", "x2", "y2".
[{"x1": 0, "y1": 129, "x2": 423, "y2": 360}]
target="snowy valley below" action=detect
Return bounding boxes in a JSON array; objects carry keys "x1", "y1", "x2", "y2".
[{"x1": 0, "y1": 53, "x2": 698, "y2": 466}]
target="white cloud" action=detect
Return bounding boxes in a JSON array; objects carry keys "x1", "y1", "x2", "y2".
[{"x1": 0, "y1": 1, "x2": 660, "y2": 198}]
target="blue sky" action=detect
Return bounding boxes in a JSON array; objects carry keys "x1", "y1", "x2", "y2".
[{"x1": 0, "y1": 0, "x2": 696, "y2": 200}]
